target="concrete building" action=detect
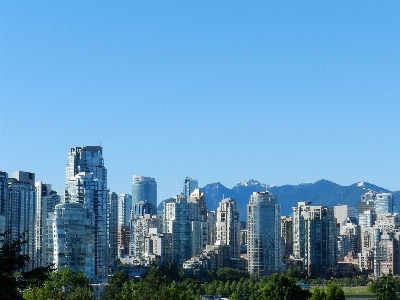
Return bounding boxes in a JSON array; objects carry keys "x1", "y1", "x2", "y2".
[
  {"x1": 189, "y1": 189, "x2": 208, "y2": 252},
  {"x1": 334, "y1": 205, "x2": 355, "y2": 228},
  {"x1": 338, "y1": 218, "x2": 360, "y2": 256},
  {"x1": 132, "y1": 214, "x2": 162, "y2": 258},
  {"x1": 358, "y1": 191, "x2": 376, "y2": 225},
  {"x1": 216, "y1": 198, "x2": 240, "y2": 258},
  {"x1": 247, "y1": 191, "x2": 282, "y2": 276},
  {"x1": 292, "y1": 202, "x2": 337, "y2": 278}
]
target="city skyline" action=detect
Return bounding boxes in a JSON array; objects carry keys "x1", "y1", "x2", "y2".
[{"x1": 1, "y1": 1, "x2": 400, "y2": 202}]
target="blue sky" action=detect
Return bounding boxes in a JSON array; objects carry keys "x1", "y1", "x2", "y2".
[{"x1": 1, "y1": 1, "x2": 400, "y2": 202}]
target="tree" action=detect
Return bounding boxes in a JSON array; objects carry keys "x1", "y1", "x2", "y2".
[
  {"x1": 373, "y1": 274, "x2": 398, "y2": 300},
  {"x1": 325, "y1": 282, "x2": 345, "y2": 300},
  {"x1": 0, "y1": 231, "x2": 54, "y2": 300},
  {"x1": 250, "y1": 274, "x2": 312, "y2": 300},
  {"x1": 101, "y1": 271, "x2": 129, "y2": 300},
  {"x1": 23, "y1": 268, "x2": 93, "y2": 300},
  {"x1": 310, "y1": 287, "x2": 327, "y2": 300}
]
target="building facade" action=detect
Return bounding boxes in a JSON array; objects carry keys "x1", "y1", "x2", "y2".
[
  {"x1": 216, "y1": 198, "x2": 240, "y2": 259},
  {"x1": 247, "y1": 191, "x2": 282, "y2": 276}
]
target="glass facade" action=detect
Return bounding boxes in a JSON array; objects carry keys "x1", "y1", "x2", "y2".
[
  {"x1": 247, "y1": 192, "x2": 282, "y2": 276},
  {"x1": 132, "y1": 176, "x2": 157, "y2": 212},
  {"x1": 52, "y1": 203, "x2": 95, "y2": 279},
  {"x1": 65, "y1": 146, "x2": 108, "y2": 278}
]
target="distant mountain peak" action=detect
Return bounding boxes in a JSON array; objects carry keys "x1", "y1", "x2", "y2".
[
  {"x1": 357, "y1": 181, "x2": 365, "y2": 187},
  {"x1": 235, "y1": 179, "x2": 266, "y2": 188}
]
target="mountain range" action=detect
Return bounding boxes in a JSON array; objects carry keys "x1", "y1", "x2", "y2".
[{"x1": 199, "y1": 179, "x2": 400, "y2": 220}]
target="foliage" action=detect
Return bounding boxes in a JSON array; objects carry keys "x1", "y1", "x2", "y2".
[
  {"x1": 23, "y1": 268, "x2": 93, "y2": 300},
  {"x1": 207, "y1": 267, "x2": 250, "y2": 283},
  {"x1": 250, "y1": 274, "x2": 311, "y2": 300},
  {"x1": 370, "y1": 274, "x2": 399, "y2": 300},
  {"x1": 325, "y1": 282, "x2": 345, "y2": 300},
  {"x1": 101, "y1": 271, "x2": 129, "y2": 300},
  {"x1": 310, "y1": 287, "x2": 327, "y2": 300},
  {"x1": 0, "y1": 231, "x2": 54, "y2": 300}
]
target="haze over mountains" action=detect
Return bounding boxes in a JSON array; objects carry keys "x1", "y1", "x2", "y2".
[{"x1": 199, "y1": 179, "x2": 400, "y2": 220}]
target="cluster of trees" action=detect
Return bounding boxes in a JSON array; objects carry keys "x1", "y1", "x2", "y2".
[{"x1": 1, "y1": 231, "x2": 400, "y2": 300}]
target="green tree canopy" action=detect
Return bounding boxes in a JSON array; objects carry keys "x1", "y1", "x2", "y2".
[
  {"x1": 250, "y1": 274, "x2": 311, "y2": 300},
  {"x1": 326, "y1": 282, "x2": 345, "y2": 300}
]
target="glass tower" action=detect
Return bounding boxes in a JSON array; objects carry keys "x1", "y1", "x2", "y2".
[
  {"x1": 132, "y1": 176, "x2": 157, "y2": 212},
  {"x1": 65, "y1": 146, "x2": 108, "y2": 278},
  {"x1": 247, "y1": 191, "x2": 282, "y2": 277}
]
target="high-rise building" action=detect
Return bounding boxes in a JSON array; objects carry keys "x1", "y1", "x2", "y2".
[
  {"x1": 163, "y1": 195, "x2": 194, "y2": 265},
  {"x1": 207, "y1": 210, "x2": 217, "y2": 246},
  {"x1": 0, "y1": 172, "x2": 8, "y2": 234},
  {"x1": 375, "y1": 193, "x2": 394, "y2": 215},
  {"x1": 189, "y1": 189, "x2": 208, "y2": 253},
  {"x1": 108, "y1": 192, "x2": 119, "y2": 267},
  {"x1": 35, "y1": 182, "x2": 60, "y2": 267},
  {"x1": 51, "y1": 202, "x2": 95, "y2": 279},
  {"x1": 281, "y1": 216, "x2": 293, "y2": 257},
  {"x1": 118, "y1": 194, "x2": 133, "y2": 226},
  {"x1": 132, "y1": 176, "x2": 157, "y2": 212},
  {"x1": 247, "y1": 191, "x2": 282, "y2": 276},
  {"x1": 338, "y1": 218, "x2": 360, "y2": 256},
  {"x1": 6, "y1": 172, "x2": 36, "y2": 271},
  {"x1": 216, "y1": 198, "x2": 240, "y2": 259},
  {"x1": 358, "y1": 192, "x2": 376, "y2": 224},
  {"x1": 132, "y1": 214, "x2": 162, "y2": 258},
  {"x1": 65, "y1": 146, "x2": 108, "y2": 278},
  {"x1": 183, "y1": 177, "x2": 198, "y2": 198},
  {"x1": 334, "y1": 205, "x2": 355, "y2": 227},
  {"x1": 292, "y1": 202, "x2": 337, "y2": 278}
]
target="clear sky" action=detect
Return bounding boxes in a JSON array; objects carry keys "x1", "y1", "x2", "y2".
[{"x1": 1, "y1": 1, "x2": 400, "y2": 202}]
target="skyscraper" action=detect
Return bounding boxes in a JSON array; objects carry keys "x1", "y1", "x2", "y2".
[
  {"x1": 132, "y1": 176, "x2": 157, "y2": 211},
  {"x1": 189, "y1": 189, "x2": 208, "y2": 253},
  {"x1": 108, "y1": 192, "x2": 119, "y2": 267},
  {"x1": 292, "y1": 202, "x2": 337, "y2": 278},
  {"x1": 247, "y1": 191, "x2": 282, "y2": 276},
  {"x1": 163, "y1": 194, "x2": 195, "y2": 265},
  {"x1": 6, "y1": 172, "x2": 36, "y2": 271},
  {"x1": 216, "y1": 198, "x2": 240, "y2": 258},
  {"x1": 118, "y1": 194, "x2": 133, "y2": 226},
  {"x1": 64, "y1": 146, "x2": 108, "y2": 278},
  {"x1": 35, "y1": 182, "x2": 60, "y2": 267},
  {"x1": 374, "y1": 193, "x2": 394, "y2": 215},
  {"x1": 51, "y1": 202, "x2": 95, "y2": 279}
]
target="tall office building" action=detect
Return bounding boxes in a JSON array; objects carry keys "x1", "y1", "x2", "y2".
[
  {"x1": 358, "y1": 191, "x2": 376, "y2": 223},
  {"x1": 132, "y1": 176, "x2": 157, "y2": 212},
  {"x1": 216, "y1": 198, "x2": 240, "y2": 258},
  {"x1": 51, "y1": 202, "x2": 95, "y2": 279},
  {"x1": 292, "y1": 202, "x2": 337, "y2": 278},
  {"x1": 108, "y1": 192, "x2": 119, "y2": 267},
  {"x1": 374, "y1": 193, "x2": 394, "y2": 215},
  {"x1": 64, "y1": 146, "x2": 108, "y2": 278},
  {"x1": 247, "y1": 192, "x2": 282, "y2": 276},
  {"x1": 183, "y1": 177, "x2": 198, "y2": 198},
  {"x1": 338, "y1": 218, "x2": 360, "y2": 256},
  {"x1": 207, "y1": 210, "x2": 217, "y2": 246},
  {"x1": 34, "y1": 182, "x2": 60, "y2": 267}
]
